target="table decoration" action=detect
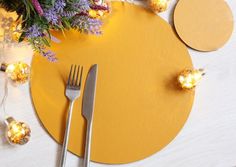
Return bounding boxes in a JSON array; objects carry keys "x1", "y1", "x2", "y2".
[
  {"x1": 4, "y1": 116, "x2": 31, "y2": 145},
  {"x1": 0, "y1": 62, "x2": 30, "y2": 84},
  {"x1": 148, "y1": 0, "x2": 171, "y2": 13},
  {"x1": 0, "y1": 13, "x2": 31, "y2": 145},
  {"x1": 0, "y1": 10, "x2": 31, "y2": 85},
  {"x1": 31, "y1": 2, "x2": 194, "y2": 164},
  {"x1": 174, "y1": 0, "x2": 234, "y2": 51},
  {"x1": 177, "y1": 69, "x2": 205, "y2": 90},
  {"x1": 0, "y1": 0, "x2": 111, "y2": 61}
]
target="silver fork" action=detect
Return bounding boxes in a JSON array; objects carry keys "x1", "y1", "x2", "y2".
[{"x1": 59, "y1": 65, "x2": 83, "y2": 167}]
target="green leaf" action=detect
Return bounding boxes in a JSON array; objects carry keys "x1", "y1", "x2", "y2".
[
  {"x1": 41, "y1": 37, "x2": 51, "y2": 47},
  {"x1": 61, "y1": 18, "x2": 71, "y2": 29},
  {"x1": 18, "y1": 32, "x2": 26, "y2": 42},
  {"x1": 39, "y1": 0, "x2": 55, "y2": 8}
]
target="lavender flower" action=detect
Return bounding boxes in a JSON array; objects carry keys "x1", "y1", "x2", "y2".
[
  {"x1": 55, "y1": 0, "x2": 66, "y2": 14},
  {"x1": 87, "y1": 19, "x2": 102, "y2": 35},
  {"x1": 25, "y1": 25, "x2": 43, "y2": 38},
  {"x1": 75, "y1": 0, "x2": 90, "y2": 12},
  {"x1": 31, "y1": 0, "x2": 44, "y2": 16},
  {"x1": 72, "y1": 15, "x2": 102, "y2": 35},
  {"x1": 61, "y1": 11, "x2": 77, "y2": 18},
  {"x1": 42, "y1": 50, "x2": 57, "y2": 62},
  {"x1": 44, "y1": 8, "x2": 59, "y2": 25}
]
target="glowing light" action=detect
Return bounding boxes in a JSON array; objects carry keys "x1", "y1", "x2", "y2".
[
  {"x1": 5, "y1": 117, "x2": 31, "y2": 145},
  {"x1": 149, "y1": 0, "x2": 170, "y2": 13},
  {"x1": 88, "y1": 1, "x2": 110, "y2": 19},
  {"x1": 177, "y1": 69, "x2": 205, "y2": 90},
  {"x1": 0, "y1": 62, "x2": 30, "y2": 84},
  {"x1": 89, "y1": 10, "x2": 98, "y2": 18}
]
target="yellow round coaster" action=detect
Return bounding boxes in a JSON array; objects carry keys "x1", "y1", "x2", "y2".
[
  {"x1": 31, "y1": 2, "x2": 194, "y2": 164},
  {"x1": 174, "y1": 0, "x2": 234, "y2": 51}
]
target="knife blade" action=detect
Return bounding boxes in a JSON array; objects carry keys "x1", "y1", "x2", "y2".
[
  {"x1": 82, "y1": 64, "x2": 98, "y2": 121},
  {"x1": 82, "y1": 64, "x2": 98, "y2": 167}
]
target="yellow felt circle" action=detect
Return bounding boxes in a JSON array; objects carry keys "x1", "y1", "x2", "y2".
[
  {"x1": 174, "y1": 0, "x2": 234, "y2": 51},
  {"x1": 31, "y1": 2, "x2": 194, "y2": 164}
]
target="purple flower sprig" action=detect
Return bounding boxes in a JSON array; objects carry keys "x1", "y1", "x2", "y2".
[
  {"x1": 25, "y1": 24, "x2": 57, "y2": 62},
  {"x1": 72, "y1": 15, "x2": 102, "y2": 35},
  {"x1": 75, "y1": 0, "x2": 90, "y2": 12},
  {"x1": 25, "y1": 24, "x2": 43, "y2": 38},
  {"x1": 44, "y1": 8, "x2": 60, "y2": 25},
  {"x1": 42, "y1": 50, "x2": 57, "y2": 62},
  {"x1": 54, "y1": 0, "x2": 66, "y2": 13},
  {"x1": 43, "y1": 0, "x2": 66, "y2": 26}
]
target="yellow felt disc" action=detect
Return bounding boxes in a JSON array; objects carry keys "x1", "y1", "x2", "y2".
[
  {"x1": 31, "y1": 2, "x2": 194, "y2": 164},
  {"x1": 174, "y1": 0, "x2": 234, "y2": 52}
]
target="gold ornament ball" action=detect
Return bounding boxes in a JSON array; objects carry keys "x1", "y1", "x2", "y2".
[
  {"x1": 5, "y1": 117, "x2": 31, "y2": 145},
  {"x1": 148, "y1": 0, "x2": 170, "y2": 13},
  {"x1": 177, "y1": 69, "x2": 205, "y2": 90},
  {"x1": 6, "y1": 62, "x2": 30, "y2": 84}
]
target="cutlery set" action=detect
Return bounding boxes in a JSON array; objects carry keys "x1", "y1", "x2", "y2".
[{"x1": 59, "y1": 64, "x2": 98, "y2": 167}]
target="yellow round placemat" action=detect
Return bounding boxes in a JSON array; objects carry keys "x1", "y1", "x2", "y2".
[
  {"x1": 31, "y1": 2, "x2": 194, "y2": 164},
  {"x1": 174, "y1": 0, "x2": 234, "y2": 52}
]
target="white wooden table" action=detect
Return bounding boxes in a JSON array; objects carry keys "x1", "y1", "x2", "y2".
[{"x1": 0, "y1": 1, "x2": 235, "y2": 166}]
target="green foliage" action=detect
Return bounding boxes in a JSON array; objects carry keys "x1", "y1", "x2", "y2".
[{"x1": 39, "y1": 0, "x2": 55, "y2": 9}]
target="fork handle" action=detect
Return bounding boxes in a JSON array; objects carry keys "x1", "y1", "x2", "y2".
[
  {"x1": 59, "y1": 100, "x2": 74, "y2": 167},
  {"x1": 83, "y1": 119, "x2": 93, "y2": 167}
]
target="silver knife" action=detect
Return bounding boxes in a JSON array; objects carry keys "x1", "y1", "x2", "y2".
[{"x1": 82, "y1": 64, "x2": 98, "y2": 167}]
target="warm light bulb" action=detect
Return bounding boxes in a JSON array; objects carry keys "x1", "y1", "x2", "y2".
[
  {"x1": 88, "y1": 9, "x2": 109, "y2": 18},
  {"x1": 89, "y1": 10, "x2": 98, "y2": 18},
  {"x1": 177, "y1": 69, "x2": 205, "y2": 90},
  {"x1": 0, "y1": 62, "x2": 30, "y2": 84},
  {"x1": 5, "y1": 117, "x2": 31, "y2": 145},
  {"x1": 88, "y1": 1, "x2": 110, "y2": 19},
  {"x1": 149, "y1": 0, "x2": 171, "y2": 13}
]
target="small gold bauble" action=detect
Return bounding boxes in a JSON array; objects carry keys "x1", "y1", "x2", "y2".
[
  {"x1": 148, "y1": 0, "x2": 170, "y2": 13},
  {"x1": 177, "y1": 69, "x2": 205, "y2": 90},
  {"x1": 5, "y1": 117, "x2": 31, "y2": 145},
  {"x1": 5, "y1": 62, "x2": 30, "y2": 84}
]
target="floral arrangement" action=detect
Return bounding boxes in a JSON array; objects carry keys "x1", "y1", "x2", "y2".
[{"x1": 0, "y1": 0, "x2": 110, "y2": 61}]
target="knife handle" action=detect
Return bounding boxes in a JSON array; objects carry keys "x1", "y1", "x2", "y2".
[{"x1": 83, "y1": 120, "x2": 93, "y2": 167}]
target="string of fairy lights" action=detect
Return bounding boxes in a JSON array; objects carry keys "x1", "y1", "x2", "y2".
[
  {"x1": 0, "y1": 14, "x2": 31, "y2": 145},
  {"x1": 0, "y1": 63, "x2": 31, "y2": 145}
]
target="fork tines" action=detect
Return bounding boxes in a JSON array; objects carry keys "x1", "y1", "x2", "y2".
[{"x1": 67, "y1": 65, "x2": 83, "y2": 88}]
